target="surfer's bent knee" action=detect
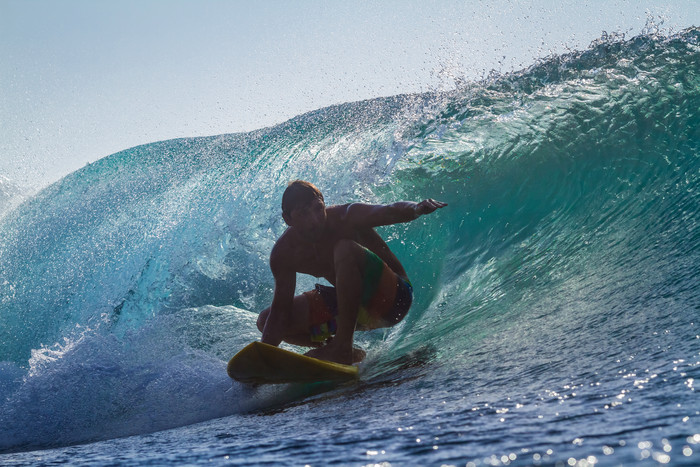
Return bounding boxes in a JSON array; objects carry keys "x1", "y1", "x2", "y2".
[
  {"x1": 333, "y1": 239, "x2": 365, "y2": 265},
  {"x1": 257, "y1": 308, "x2": 270, "y2": 332}
]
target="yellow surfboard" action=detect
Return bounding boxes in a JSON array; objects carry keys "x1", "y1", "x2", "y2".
[{"x1": 227, "y1": 341, "x2": 359, "y2": 384}]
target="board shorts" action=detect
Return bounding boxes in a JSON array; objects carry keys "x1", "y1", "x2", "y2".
[{"x1": 304, "y1": 249, "x2": 413, "y2": 343}]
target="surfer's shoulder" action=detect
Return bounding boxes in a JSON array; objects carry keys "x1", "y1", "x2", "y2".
[
  {"x1": 326, "y1": 203, "x2": 353, "y2": 225},
  {"x1": 270, "y1": 231, "x2": 294, "y2": 264},
  {"x1": 326, "y1": 204, "x2": 348, "y2": 216},
  {"x1": 331, "y1": 202, "x2": 382, "y2": 228},
  {"x1": 269, "y1": 246, "x2": 293, "y2": 279}
]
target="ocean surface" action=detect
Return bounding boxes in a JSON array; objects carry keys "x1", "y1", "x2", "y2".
[{"x1": 1, "y1": 28, "x2": 699, "y2": 466}]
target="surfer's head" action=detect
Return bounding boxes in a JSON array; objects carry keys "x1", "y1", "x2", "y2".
[{"x1": 282, "y1": 180, "x2": 326, "y2": 237}]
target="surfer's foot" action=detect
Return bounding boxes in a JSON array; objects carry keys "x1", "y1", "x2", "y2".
[
  {"x1": 305, "y1": 344, "x2": 365, "y2": 364},
  {"x1": 352, "y1": 346, "x2": 366, "y2": 363}
]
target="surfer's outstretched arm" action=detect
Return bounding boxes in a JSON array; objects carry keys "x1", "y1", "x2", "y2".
[{"x1": 341, "y1": 199, "x2": 447, "y2": 228}]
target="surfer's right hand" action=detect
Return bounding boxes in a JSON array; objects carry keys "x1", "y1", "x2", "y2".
[{"x1": 415, "y1": 199, "x2": 448, "y2": 217}]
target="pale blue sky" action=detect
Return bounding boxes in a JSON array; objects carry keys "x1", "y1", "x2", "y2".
[{"x1": 2, "y1": 0, "x2": 698, "y2": 188}]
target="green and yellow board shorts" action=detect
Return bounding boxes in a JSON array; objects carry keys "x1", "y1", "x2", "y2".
[{"x1": 304, "y1": 249, "x2": 413, "y2": 343}]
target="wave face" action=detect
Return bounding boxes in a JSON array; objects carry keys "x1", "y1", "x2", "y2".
[{"x1": 1, "y1": 28, "x2": 699, "y2": 455}]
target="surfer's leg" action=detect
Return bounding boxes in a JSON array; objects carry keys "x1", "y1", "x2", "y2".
[
  {"x1": 256, "y1": 294, "x2": 318, "y2": 347},
  {"x1": 306, "y1": 239, "x2": 365, "y2": 364}
]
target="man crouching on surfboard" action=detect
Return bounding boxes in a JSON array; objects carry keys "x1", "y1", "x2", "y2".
[{"x1": 257, "y1": 180, "x2": 447, "y2": 364}]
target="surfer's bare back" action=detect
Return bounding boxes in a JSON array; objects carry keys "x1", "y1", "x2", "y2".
[{"x1": 257, "y1": 180, "x2": 447, "y2": 364}]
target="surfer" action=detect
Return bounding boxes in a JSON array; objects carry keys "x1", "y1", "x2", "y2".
[{"x1": 257, "y1": 180, "x2": 447, "y2": 364}]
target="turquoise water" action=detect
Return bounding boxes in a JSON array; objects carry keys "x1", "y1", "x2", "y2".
[{"x1": 1, "y1": 28, "x2": 699, "y2": 465}]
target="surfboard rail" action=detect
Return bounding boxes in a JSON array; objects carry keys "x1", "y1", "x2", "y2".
[{"x1": 227, "y1": 341, "x2": 359, "y2": 384}]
